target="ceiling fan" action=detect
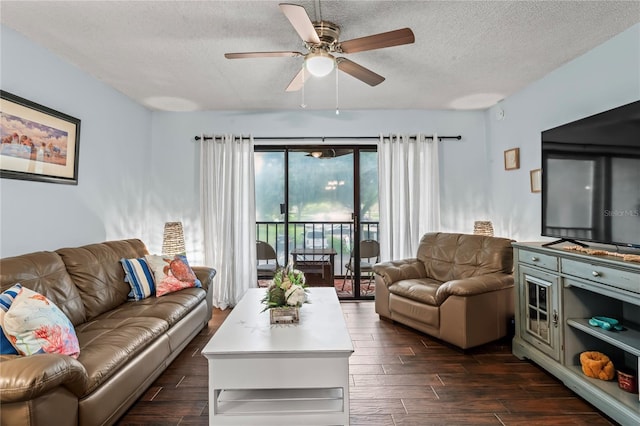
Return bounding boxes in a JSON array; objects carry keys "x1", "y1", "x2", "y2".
[{"x1": 224, "y1": 3, "x2": 415, "y2": 91}]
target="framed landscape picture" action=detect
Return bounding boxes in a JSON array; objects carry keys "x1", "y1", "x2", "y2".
[{"x1": 0, "y1": 90, "x2": 81, "y2": 185}]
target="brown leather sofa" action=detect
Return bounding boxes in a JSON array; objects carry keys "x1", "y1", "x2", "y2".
[
  {"x1": 0, "y1": 239, "x2": 216, "y2": 426},
  {"x1": 373, "y1": 232, "x2": 514, "y2": 349}
]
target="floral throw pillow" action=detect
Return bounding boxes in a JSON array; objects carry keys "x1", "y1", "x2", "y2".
[
  {"x1": 145, "y1": 254, "x2": 202, "y2": 297},
  {"x1": 0, "y1": 283, "x2": 21, "y2": 355},
  {"x1": 3, "y1": 286, "x2": 80, "y2": 358}
]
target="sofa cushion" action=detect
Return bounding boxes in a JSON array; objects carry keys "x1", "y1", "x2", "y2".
[
  {"x1": 94, "y1": 287, "x2": 206, "y2": 326},
  {"x1": 417, "y1": 233, "x2": 514, "y2": 282},
  {"x1": 0, "y1": 251, "x2": 87, "y2": 326},
  {"x1": 56, "y1": 239, "x2": 148, "y2": 320},
  {"x1": 388, "y1": 278, "x2": 442, "y2": 305},
  {"x1": 4, "y1": 286, "x2": 80, "y2": 358},
  {"x1": 74, "y1": 316, "x2": 168, "y2": 395}
]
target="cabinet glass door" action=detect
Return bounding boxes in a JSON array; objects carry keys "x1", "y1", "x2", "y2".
[
  {"x1": 526, "y1": 275, "x2": 551, "y2": 344},
  {"x1": 521, "y1": 269, "x2": 561, "y2": 360}
]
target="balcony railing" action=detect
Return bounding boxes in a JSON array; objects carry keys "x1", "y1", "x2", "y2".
[{"x1": 256, "y1": 221, "x2": 378, "y2": 276}]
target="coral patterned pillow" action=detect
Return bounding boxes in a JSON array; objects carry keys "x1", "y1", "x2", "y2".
[
  {"x1": 145, "y1": 254, "x2": 202, "y2": 297},
  {"x1": 3, "y1": 286, "x2": 80, "y2": 358},
  {"x1": 0, "y1": 283, "x2": 21, "y2": 355}
]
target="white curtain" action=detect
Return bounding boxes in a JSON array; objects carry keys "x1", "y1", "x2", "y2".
[
  {"x1": 200, "y1": 134, "x2": 256, "y2": 309},
  {"x1": 378, "y1": 133, "x2": 440, "y2": 261}
]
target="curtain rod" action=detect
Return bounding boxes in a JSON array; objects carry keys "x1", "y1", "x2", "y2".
[{"x1": 194, "y1": 135, "x2": 462, "y2": 142}]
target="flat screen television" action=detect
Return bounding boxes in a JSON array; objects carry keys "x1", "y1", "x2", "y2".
[{"x1": 541, "y1": 100, "x2": 640, "y2": 249}]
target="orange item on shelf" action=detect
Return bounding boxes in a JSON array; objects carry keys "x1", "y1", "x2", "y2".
[{"x1": 580, "y1": 351, "x2": 616, "y2": 381}]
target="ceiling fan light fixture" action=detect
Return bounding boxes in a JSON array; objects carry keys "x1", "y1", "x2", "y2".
[
  {"x1": 305, "y1": 51, "x2": 335, "y2": 77},
  {"x1": 311, "y1": 151, "x2": 323, "y2": 158}
]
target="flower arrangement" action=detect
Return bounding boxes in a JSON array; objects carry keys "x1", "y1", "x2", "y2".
[{"x1": 261, "y1": 262, "x2": 308, "y2": 312}]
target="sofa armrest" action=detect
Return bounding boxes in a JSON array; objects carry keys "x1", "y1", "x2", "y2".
[
  {"x1": 0, "y1": 354, "x2": 88, "y2": 402},
  {"x1": 192, "y1": 266, "x2": 217, "y2": 292},
  {"x1": 193, "y1": 266, "x2": 216, "y2": 318},
  {"x1": 373, "y1": 258, "x2": 426, "y2": 287},
  {"x1": 436, "y1": 273, "x2": 514, "y2": 301}
]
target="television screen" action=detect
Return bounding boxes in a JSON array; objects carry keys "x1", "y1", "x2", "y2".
[{"x1": 541, "y1": 100, "x2": 640, "y2": 248}]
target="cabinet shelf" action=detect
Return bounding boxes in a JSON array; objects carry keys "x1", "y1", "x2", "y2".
[
  {"x1": 566, "y1": 365, "x2": 640, "y2": 414},
  {"x1": 567, "y1": 318, "x2": 640, "y2": 357}
]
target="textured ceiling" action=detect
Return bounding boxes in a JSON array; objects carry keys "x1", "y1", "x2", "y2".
[{"x1": 1, "y1": 1, "x2": 638, "y2": 112}]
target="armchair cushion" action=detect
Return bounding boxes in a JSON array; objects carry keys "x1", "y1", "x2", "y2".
[
  {"x1": 387, "y1": 277, "x2": 441, "y2": 305},
  {"x1": 418, "y1": 233, "x2": 514, "y2": 281}
]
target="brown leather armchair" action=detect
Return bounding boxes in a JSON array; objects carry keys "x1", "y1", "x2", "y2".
[{"x1": 373, "y1": 232, "x2": 514, "y2": 349}]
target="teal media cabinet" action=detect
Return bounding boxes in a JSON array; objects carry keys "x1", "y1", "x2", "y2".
[{"x1": 512, "y1": 242, "x2": 640, "y2": 425}]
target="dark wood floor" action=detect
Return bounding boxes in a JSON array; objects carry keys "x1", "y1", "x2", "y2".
[{"x1": 117, "y1": 301, "x2": 616, "y2": 426}]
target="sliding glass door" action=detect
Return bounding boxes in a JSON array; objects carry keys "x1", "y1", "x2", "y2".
[{"x1": 255, "y1": 145, "x2": 378, "y2": 299}]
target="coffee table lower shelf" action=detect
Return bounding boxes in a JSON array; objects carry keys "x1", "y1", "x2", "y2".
[
  {"x1": 215, "y1": 388, "x2": 344, "y2": 415},
  {"x1": 208, "y1": 356, "x2": 350, "y2": 425}
]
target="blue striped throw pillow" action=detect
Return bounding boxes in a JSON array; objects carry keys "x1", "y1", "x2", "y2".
[
  {"x1": 0, "y1": 283, "x2": 22, "y2": 354},
  {"x1": 120, "y1": 258, "x2": 156, "y2": 300}
]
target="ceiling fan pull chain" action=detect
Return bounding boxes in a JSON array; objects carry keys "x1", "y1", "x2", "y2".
[
  {"x1": 335, "y1": 66, "x2": 340, "y2": 115},
  {"x1": 301, "y1": 65, "x2": 307, "y2": 108}
]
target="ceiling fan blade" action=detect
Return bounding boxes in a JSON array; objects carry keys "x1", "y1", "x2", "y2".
[
  {"x1": 225, "y1": 51, "x2": 303, "y2": 59},
  {"x1": 339, "y1": 28, "x2": 415, "y2": 54},
  {"x1": 285, "y1": 67, "x2": 311, "y2": 92},
  {"x1": 337, "y1": 58, "x2": 385, "y2": 87},
  {"x1": 279, "y1": 3, "x2": 321, "y2": 44}
]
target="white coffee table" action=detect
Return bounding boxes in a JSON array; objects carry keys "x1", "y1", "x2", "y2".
[{"x1": 201, "y1": 287, "x2": 354, "y2": 426}]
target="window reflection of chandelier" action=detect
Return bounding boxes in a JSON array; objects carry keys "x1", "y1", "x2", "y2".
[{"x1": 325, "y1": 180, "x2": 345, "y2": 191}]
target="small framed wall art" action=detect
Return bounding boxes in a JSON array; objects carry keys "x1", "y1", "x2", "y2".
[
  {"x1": 530, "y1": 168, "x2": 542, "y2": 193},
  {"x1": 0, "y1": 90, "x2": 81, "y2": 185},
  {"x1": 504, "y1": 147, "x2": 520, "y2": 170}
]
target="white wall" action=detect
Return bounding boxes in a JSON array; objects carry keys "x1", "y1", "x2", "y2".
[
  {"x1": 149, "y1": 109, "x2": 487, "y2": 264},
  {"x1": 0, "y1": 26, "x2": 153, "y2": 257},
  {"x1": 484, "y1": 23, "x2": 640, "y2": 243}
]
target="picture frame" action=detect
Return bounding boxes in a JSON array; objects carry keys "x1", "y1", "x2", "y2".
[
  {"x1": 530, "y1": 168, "x2": 542, "y2": 193},
  {"x1": 504, "y1": 147, "x2": 520, "y2": 170},
  {"x1": 1, "y1": 90, "x2": 81, "y2": 185}
]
